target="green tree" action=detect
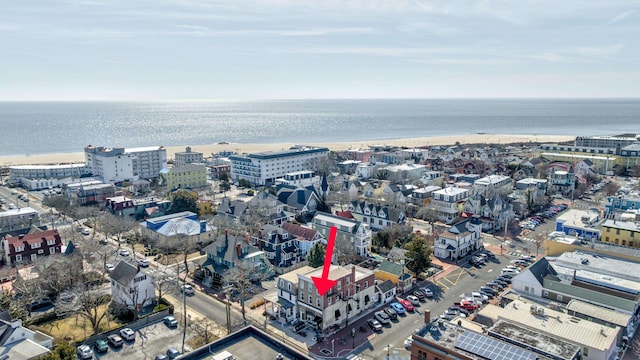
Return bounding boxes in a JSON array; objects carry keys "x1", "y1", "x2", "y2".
[
  {"x1": 219, "y1": 181, "x2": 231, "y2": 192},
  {"x1": 307, "y1": 242, "x2": 326, "y2": 268},
  {"x1": 238, "y1": 179, "x2": 252, "y2": 188},
  {"x1": 404, "y1": 237, "x2": 432, "y2": 279},
  {"x1": 41, "y1": 342, "x2": 76, "y2": 360},
  {"x1": 169, "y1": 190, "x2": 198, "y2": 214}
]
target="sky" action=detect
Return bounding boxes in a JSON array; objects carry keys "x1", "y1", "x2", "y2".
[{"x1": 1, "y1": 0, "x2": 639, "y2": 100}]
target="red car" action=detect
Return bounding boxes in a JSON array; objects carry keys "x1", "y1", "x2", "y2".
[
  {"x1": 457, "y1": 301, "x2": 479, "y2": 311},
  {"x1": 397, "y1": 298, "x2": 415, "y2": 312}
]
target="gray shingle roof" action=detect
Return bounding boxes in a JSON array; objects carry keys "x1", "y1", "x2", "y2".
[{"x1": 109, "y1": 261, "x2": 140, "y2": 286}]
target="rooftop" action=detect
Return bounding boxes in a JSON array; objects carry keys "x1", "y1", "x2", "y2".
[
  {"x1": 566, "y1": 299, "x2": 631, "y2": 327},
  {"x1": 433, "y1": 186, "x2": 469, "y2": 196},
  {"x1": 0, "y1": 207, "x2": 38, "y2": 218},
  {"x1": 497, "y1": 299, "x2": 619, "y2": 351},
  {"x1": 9, "y1": 163, "x2": 86, "y2": 170},
  {"x1": 475, "y1": 174, "x2": 511, "y2": 185},
  {"x1": 278, "y1": 266, "x2": 316, "y2": 285},
  {"x1": 126, "y1": 146, "x2": 165, "y2": 153},
  {"x1": 602, "y1": 219, "x2": 640, "y2": 232},
  {"x1": 555, "y1": 250, "x2": 640, "y2": 285},
  {"x1": 489, "y1": 320, "x2": 579, "y2": 360},
  {"x1": 180, "y1": 325, "x2": 312, "y2": 360}
]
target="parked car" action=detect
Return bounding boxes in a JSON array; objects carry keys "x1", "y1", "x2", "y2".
[
  {"x1": 478, "y1": 289, "x2": 495, "y2": 299},
  {"x1": 484, "y1": 251, "x2": 496, "y2": 259},
  {"x1": 166, "y1": 347, "x2": 180, "y2": 359},
  {"x1": 154, "y1": 355, "x2": 168, "y2": 360},
  {"x1": 82, "y1": 228, "x2": 91, "y2": 235},
  {"x1": 383, "y1": 307, "x2": 398, "y2": 320},
  {"x1": 449, "y1": 306, "x2": 471, "y2": 316},
  {"x1": 138, "y1": 258, "x2": 150, "y2": 267},
  {"x1": 119, "y1": 249, "x2": 130, "y2": 257},
  {"x1": 76, "y1": 344, "x2": 94, "y2": 359},
  {"x1": 419, "y1": 287, "x2": 433, "y2": 297},
  {"x1": 397, "y1": 298, "x2": 415, "y2": 312},
  {"x1": 180, "y1": 284, "x2": 195, "y2": 295},
  {"x1": 486, "y1": 281, "x2": 505, "y2": 290},
  {"x1": 480, "y1": 286, "x2": 498, "y2": 296},
  {"x1": 413, "y1": 291, "x2": 426, "y2": 301},
  {"x1": 105, "y1": 263, "x2": 115, "y2": 272},
  {"x1": 93, "y1": 339, "x2": 108, "y2": 354},
  {"x1": 367, "y1": 318, "x2": 383, "y2": 332},
  {"x1": 404, "y1": 335, "x2": 413, "y2": 350},
  {"x1": 120, "y1": 328, "x2": 135, "y2": 341},
  {"x1": 406, "y1": 295, "x2": 420, "y2": 306},
  {"x1": 374, "y1": 311, "x2": 391, "y2": 324},
  {"x1": 455, "y1": 300, "x2": 478, "y2": 311},
  {"x1": 471, "y1": 292, "x2": 488, "y2": 303},
  {"x1": 497, "y1": 275, "x2": 513, "y2": 282},
  {"x1": 390, "y1": 302, "x2": 406, "y2": 315},
  {"x1": 441, "y1": 309, "x2": 463, "y2": 320},
  {"x1": 163, "y1": 315, "x2": 178, "y2": 328},
  {"x1": 494, "y1": 279, "x2": 509, "y2": 287},
  {"x1": 107, "y1": 334, "x2": 123, "y2": 348}
]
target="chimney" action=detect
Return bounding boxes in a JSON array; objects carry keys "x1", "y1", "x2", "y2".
[
  {"x1": 236, "y1": 243, "x2": 242, "y2": 258},
  {"x1": 245, "y1": 232, "x2": 250, "y2": 245},
  {"x1": 351, "y1": 265, "x2": 356, "y2": 284},
  {"x1": 225, "y1": 229, "x2": 229, "y2": 248},
  {"x1": 424, "y1": 309, "x2": 431, "y2": 324}
]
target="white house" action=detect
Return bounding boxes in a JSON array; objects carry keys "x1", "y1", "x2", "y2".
[
  {"x1": 473, "y1": 175, "x2": 513, "y2": 197},
  {"x1": 109, "y1": 261, "x2": 155, "y2": 309},
  {"x1": 431, "y1": 186, "x2": 470, "y2": 224},
  {"x1": 434, "y1": 216, "x2": 483, "y2": 260}
]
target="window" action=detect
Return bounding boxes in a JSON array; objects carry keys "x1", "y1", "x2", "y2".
[
  {"x1": 15, "y1": 246, "x2": 24, "y2": 252},
  {"x1": 364, "y1": 281, "x2": 368, "y2": 289},
  {"x1": 543, "y1": 290, "x2": 549, "y2": 298},
  {"x1": 308, "y1": 295, "x2": 312, "y2": 303},
  {"x1": 583, "y1": 347, "x2": 589, "y2": 356},
  {"x1": 31, "y1": 242, "x2": 41, "y2": 248},
  {"x1": 557, "y1": 294, "x2": 563, "y2": 302},
  {"x1": 49, "y1": 248, "x2": 55, "y2": 254},
  {"x1": 15, "y1": 254, "x2": 22, "y2": 262},
  {"x1": 37, "y1": 249, "x2": 44, "y2": 254}
]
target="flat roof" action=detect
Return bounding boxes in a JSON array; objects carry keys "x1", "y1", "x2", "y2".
[
  {"x1": 475, "y1": 175, "x2": 511, "y2": 185},
  {"x1": 566, "y1": 299, "x2": 631, "y2": 327},
  {"x1": 489, "y1": 320, "x2": 580, "y2": 360},
  {"x1": 498, "y1": 299, "x2": 619, "y2": 351},
  {"x1": 313, "y1": 212, "x2": 358, "y2": 228},
  {"x1": 278, "y1": 265, "x2": 315, "y2": 284},
  {"x1": 542, "y1": 152, "x2": 617, "y2": 161},
  {"x1": 0, "y1": 207, "x2": 38, "y2": 217},
  {"x1": 434, "y1": 186, "x2": 469, "y2": 196},
  {"x1": 602, "y1": 219, "x2": 640, "y2": 232},
  {"x1": 126, "y1": 146, "x2": 165, "y2": 153},
  {"x1": 9, "y1": 163, "x2": 86, "y2": 170},
  {"x1": 555, "y1": 250, "x2": 640, "y2": 284}
]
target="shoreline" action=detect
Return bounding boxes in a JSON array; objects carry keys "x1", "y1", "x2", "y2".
[{"x1": 0, "y1": 133, "x2": 573, "y2": 166}]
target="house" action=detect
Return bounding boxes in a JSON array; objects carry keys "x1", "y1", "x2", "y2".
[
  {"x1": 217, "y1": 192, "x2": 291, "y2": 226},
  {"x1": 280, "y1": 222, "x2": 323, "y2": 258},
  {"x1": 105, "y1": 195, "x2": 170, "y2": 220},
  {"x1": 605, "y1": 194, "x2": 640, "y2": 218},
  {"x1": 196, "y1": 231, "x2": 263, "y2": 288},
  {"x1": 74, "y1": 183, "x2": 116, "y2": 206},
  {"x1": 139, "y1": 211, "x2": 216, "y2": 246},
  {"x1": 601, "y1": 219, "x2": 640, "y2": 248},
  {"x1": 420, "y1": 170, "x2": 443, "y2": 186},
  {"x1": 374, "y1": 260, "x2": 413, "y2": 293},
  {"x1": 0, "y1": 310, "x2": 53, "y2": 359},
  {"x1": 276, "y1": 185, "x2": 319, "y2": 220},
  {"x1": 548, "y1": 165, "x2": 576, "y2": 195},
  {"x1": 409, "y1": 185, "x2": 441, "y2": 205},
  {"x1": 433, "y1": 216, "x2": 482, "y2": 260},
  {"x1": 110, "y1": 261, "x2": 155, "y2": 309},
  {"x1": 275, "y1": 170, "x2": 320, "y2": 189},
  {"x1": 296, "y1": 265, "x2": 376, "y2": 334},
  {"x1": 348, "y1": 201, "x2": 406, "y2": 230},
  {"x1": 510, "y1": 257, "x2": 557, "y2": 298},
  {"x1": 2, "y1": 229, "x2": 62, "y2": 266},
  {"x1": 463, "y1": 194, "x2": 512, "y2": 233},
  {"x1": 376, "y1": 279, "x2": 397, "y2": 304},
  {"x1": 382, "y1": 162, "x2": 427, "y2": 182},
  {"x1": 312, "y1": 212, "x2": 372, "y2": 258},
  {"x1": 431, "y1": 186, "x2": 470, "y2": 224},
  {"x1": 254, "y1": 224, "x2": 299, "y2": 268},
  {"x1": 472, "y1": 175, "x2": 512, "y2": 197}
]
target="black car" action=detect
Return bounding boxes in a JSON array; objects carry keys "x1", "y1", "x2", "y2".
[
  {"x1": 486, "y1": 282, "x2": 504, "y2": 290},
  {"x1": 449, "y1": 306, "x2": 470, "y2": 316},
  {"x1": 383, "y1": 307, "x2": 398, "y2": 320},
  {"x1": 480, "y1": 286, "x2": 498, "y2": 296},
  {"x1": 494, "y1": 279, "x2": 509, "y2": 287},
  {"x1": 484, "y1": 251, "x2": 496, "y2": 259},
  {"x1": 497, "y1": 275, "x2": 513, "y2": 283},
  {"x1": 478, "y1": 289, "x2": 495, "y2": 299},
  {"x1": 413, "y1": 291, "x2": 426, "y2": 301}
]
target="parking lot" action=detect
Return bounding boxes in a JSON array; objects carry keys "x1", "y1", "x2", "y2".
[{"x1": 86, "y1": 318, "x2": 191, "y2": 360}]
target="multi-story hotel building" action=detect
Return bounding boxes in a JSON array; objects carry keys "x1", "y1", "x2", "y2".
[
  {"x1": 8, "y1": 164, "x2": 89, "y2": 187},
  {"x1": 84, "y1": 145, "x2": 167, "y2": 183},
  {"x1": 173, "y1": 146, "x2": 204, "y2": 167},
  {"x1": 229, "y1": 145, "x2": 329, "y2": 186}
]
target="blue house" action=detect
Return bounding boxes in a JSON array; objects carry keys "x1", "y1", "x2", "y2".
[{"x1": 254, "y1": 224, "x2": 299, "y2": 268}]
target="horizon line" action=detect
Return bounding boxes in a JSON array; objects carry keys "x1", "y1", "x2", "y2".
[{"x1": 0, "y1": 96, "x2": 638, "y2": 102}]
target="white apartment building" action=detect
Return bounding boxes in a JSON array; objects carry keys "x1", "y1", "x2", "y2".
[
  {"x1": 173, "y1": 146, "x2": 204, "y2": 167},
  {"x1": 431, "y1": 187, "x2": 470, "y2": 224},
  {"x1": 84, "y1": 145, "x2": 167, "y2": 183},
  {"x1": 473, "y1": 175, "x2": 513, "y2": 196},
  {"x1": 275, "y1": 170, "x2": 320, "y2": 189},
  {"x1": 229, "y1": 145, "x2": 329, "y2": 186},
  {"x1": 8, "y1": 164, "x2": 89, "y2": 187}
]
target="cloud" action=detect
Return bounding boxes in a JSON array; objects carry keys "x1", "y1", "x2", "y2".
[
  {"x1": 281, "y1": 46, "x2": 459, "y2": 57},
  {"x1": 527, "y1": 44, "x2": 624, "y2": 63},
  {"x1": 408, "y1": 57, "x2": 510, "y2": 65},
  {"x1": 602, "y1": 9, "x2": 635, "y2": 26},
  {"x1": 170, "y1": 26, "x2": 376, "y2": 37},
  {"x1": 397, "y1": 22, "x2": 462, "y2": 37}
]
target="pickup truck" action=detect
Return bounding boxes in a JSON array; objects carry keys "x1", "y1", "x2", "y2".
[{"x1": 454, "y1": 301, "x2": 478, "y2": 311}]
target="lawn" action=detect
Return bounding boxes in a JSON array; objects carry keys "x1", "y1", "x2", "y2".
[{"x1": 32, "y1": 305, "x2": 125, "y2": 344}]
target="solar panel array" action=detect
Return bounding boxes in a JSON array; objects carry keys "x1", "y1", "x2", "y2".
[{"x1": 454, "y1": 331, "x2": 539, "y2": 360}]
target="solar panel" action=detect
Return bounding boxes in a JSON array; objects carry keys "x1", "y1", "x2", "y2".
[{"x1": 454, "y1": 331, "x2": 539, "y2": 360}]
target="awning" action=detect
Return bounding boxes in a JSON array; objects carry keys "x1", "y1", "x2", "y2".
[
  {"x1": 277, "y1": 298, "x2": 294, "y2": 309},
  {"x1": 446, "y1": 244, "x2": 456, "y2": 251}
]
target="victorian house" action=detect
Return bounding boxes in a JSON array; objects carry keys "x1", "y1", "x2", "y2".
[
  {"x1": 254, "y1": 224, "x2": 299, "y2": 268},
  {"x1": 434, "y1": 216, "x2": 483, "y2": 260},
  {"x1": 2, "y1": 229, "x2": 62, "y2": 266},
  {"x1": 463, "y1": 193, "x2": 512, "y2": 233},
  {"x1": 348, "y1": 201, "x2": 406, "y2": 231}
]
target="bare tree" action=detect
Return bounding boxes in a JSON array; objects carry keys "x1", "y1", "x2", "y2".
[
  {"x1": 54, "y1": 269, "x2": 110, "y2": 335},
  {"x1": 189, "y1": 317, "x2": 220, "y2": 346},
  {"x1": 98, "y1": 213, "x2": 136, "y2": 251}
]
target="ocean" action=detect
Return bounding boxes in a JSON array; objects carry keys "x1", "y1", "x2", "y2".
[{"x1": 0, "y1": 99, "x2": 638, "y2": 157}]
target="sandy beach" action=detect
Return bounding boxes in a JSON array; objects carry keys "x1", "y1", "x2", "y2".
[{"x1": 0, "y1": 134, "x2": 573, "y2": 166}]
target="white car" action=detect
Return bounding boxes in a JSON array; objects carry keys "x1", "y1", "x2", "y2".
[
  {"x1": 404, "y1": 335, "x2": 413, "y2": 350},
  {"x1": 120, "y1": 327, "x2": 136, "y2": 341},
  {"x1": 420, "y1": 287, "x2": 433, "y2": 298},
  {"x1": 406, "y1": 295, "x2": 420, "y2": 306},
  {"x1": 81, "y1": 228, "x2": 91, "y2": 235},
  {"x1": 374, "y1": 311, "x2": 390, "y2": 324},
  {"x1": 105, "y1": 263, "x2": 115, "y2": 271},
  {"x1": 138, "y1": 258, "x2": 149, "y2": 267},
  {"x1": 76, "y1": 344, "x2": 94, "y2": 359},
  {"x1": 180, "y1": 284, "x2": 195, "y2": 295},
  {"x1": 119, "y1": 249, "x2": 130, "y2": 257}
]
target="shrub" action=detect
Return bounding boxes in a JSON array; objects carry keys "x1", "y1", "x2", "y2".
[{"x1": 249, "y1": 298, "x2": 266, "y2": 309}]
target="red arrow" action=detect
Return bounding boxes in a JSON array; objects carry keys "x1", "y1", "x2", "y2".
[{"x1": 312, "y1": 226, "x2": 338, "y2": 296}]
